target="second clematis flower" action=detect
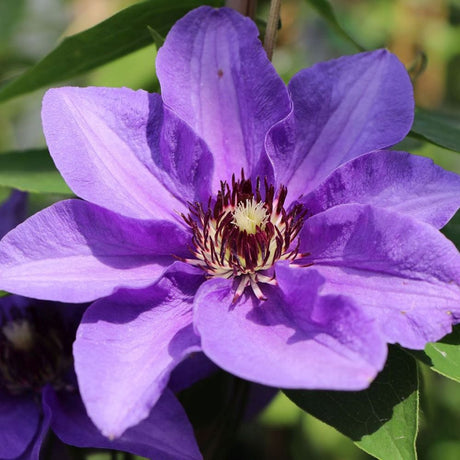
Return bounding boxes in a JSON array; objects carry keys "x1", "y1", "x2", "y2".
[
  {"x1": 0, "y1": 294, "x2": 202, "y2": 460},
  {"x1": 0, "y1": 191, "x2": 201, "y2": 460},
  {"x1": 0, "y1": 5, "x2": 459, "y2": 440}
]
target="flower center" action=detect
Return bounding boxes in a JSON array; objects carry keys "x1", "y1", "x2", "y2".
[
  {"x1": 0, "y1": 305, "x2": 73, "y2": 394},
  {"x1": 182, "y1": 172, "x2": 307, "y2": 301},
  {"x1": 232, "y1": 198, "x2": 269, "y2": 234},
  {"x1": 2, "y1": 320, "x2": 34, "y2": 351}
]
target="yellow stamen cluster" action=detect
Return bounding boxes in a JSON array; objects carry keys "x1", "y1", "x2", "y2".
[
  {"x1": 232, "y1": 198, "x2": 269, "y2": 234},
  {"x1": 2, "y1": 320, "x2": 34, "y2": 351}
]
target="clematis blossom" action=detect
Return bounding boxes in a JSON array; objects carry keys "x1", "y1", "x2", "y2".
[
  {"x1": 0, "y1": 6, "x2": 459, "y2": 440},
  {"x1": 0, "y1": 192, "x2": 201, "y2": 460}
]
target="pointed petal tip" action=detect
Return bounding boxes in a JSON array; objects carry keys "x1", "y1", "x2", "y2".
[{"x1": 157, "y1": 4, "x2": 288, "y2": 189}]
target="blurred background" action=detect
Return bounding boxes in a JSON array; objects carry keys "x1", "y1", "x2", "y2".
[{"x1": 0, "y1": 1, "x2": 459, "y2": 459}]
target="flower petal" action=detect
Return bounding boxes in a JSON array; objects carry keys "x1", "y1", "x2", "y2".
[
  {"x1": 153, "y1": 106, "x2": 214, "y2": 204},
  {"x1": 0, "y1": 190, "x2": 28, "y2": 239},
  {"x1": 302, "y1": 150, "x2": 460, "y2": 228},
  {"x1": 194, "y1": 268, "x2": 386, "y2": 390},
  {"x1": 0, "y1": 200, "x2": 189, "y2": 302},
  {"x1": 267, "y1": 50, "x2": 414, "y2": 199},
  {"x1": 42, "y1": 87, "x2": 196, "y2": 221},
  {"x1": 156, "y1": 6, "x2": 290, "y2": 190},
  {"x1": 299, "y1": 204, "x2": 460, "y2": 348},
  {"x1": 44, "y1": 387, "x2": 201, "y2": 460},
  {"x1": 0, "y1": 390, "x2": 40, "y2": 459},
  {"x1": 73, "y1": 263, "x2": 203, "y2": 437},
  {"x1": 19, "y1": 398, "x2": 52, "y2": 460}
]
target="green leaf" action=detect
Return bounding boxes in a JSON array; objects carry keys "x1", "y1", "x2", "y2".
[
  {"x1": 411, "y1": 325, "x2": 460, "y2": 383},
  {"x1": 410, "y1": 108, "x2": 460, "y2": 153},
  {"x1": 147, "y1": 26, "x2": 165, "y2": 49},
  {"x1": 0, "y1": 149, "x2": 71, "y2": 195},
  {"x1": 304, "y1": 0, "x2": 364, "y2": 51},
  {"x1": 0, "y1": 0, "x2": 223, "y2": 102},
  {"x1": 285, "y1": 347, "x2": 419, "y2": 460},
  {"x1": 442, "y1": 210, "x2": 460, "y2": 250}
]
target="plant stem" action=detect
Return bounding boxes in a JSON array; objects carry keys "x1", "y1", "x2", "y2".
[
  {"x1": 263, "y1": 0, "x2": 281, "y2": 60},
  {"x1": 225, "y1": 0, "x2": 257, "y2": 19}
]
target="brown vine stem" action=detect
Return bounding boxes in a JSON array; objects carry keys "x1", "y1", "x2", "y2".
[
  {"x1": 263, "y1": 0, "x2": 281, "y2": 61},
  {"x1": 225, "y1": 0, "x2": 257, "y2": 19}
]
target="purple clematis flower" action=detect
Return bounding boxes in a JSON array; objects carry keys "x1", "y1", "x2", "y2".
[
  {"x1": 0, "y1": 192, "x2": 201, "y2": 460},
  {"x1": 0, "y1": 6, "x2": 459, "y2": 440}
]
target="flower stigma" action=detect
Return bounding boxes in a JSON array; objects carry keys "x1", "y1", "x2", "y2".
[
  {"x1": 232, "y1": 198, "x2": 269, "y2": 234},
  {"x1": 182, "y1": 171, "x2": 307, "y2": 302}
]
